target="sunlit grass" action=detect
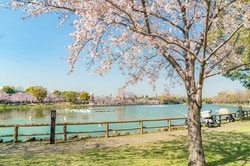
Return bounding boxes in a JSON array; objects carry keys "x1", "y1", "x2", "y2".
[{"x1": 1, "y1": 118, "x2": 250, "y2": 166}]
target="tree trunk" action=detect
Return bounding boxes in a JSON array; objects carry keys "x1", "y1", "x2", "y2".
[{"x1": 187, "y1": 95, "x2": 206, "y2": 166}]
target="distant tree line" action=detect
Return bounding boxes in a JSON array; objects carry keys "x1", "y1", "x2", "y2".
[
  {"x1": 159, "y1": 90, "x2": 250, "y2": 105},
  {"x1": 157, "y1": 94, "x2": 187, "y2": 104},
  {"x1": 0, "y1": 85, "x2": 90, "y2": 104},
  {"x1": 1, "y1": 85, "x2": 249, "y2": 105},
  {"x1": 211, "y1": 90, "x2": 250, "y2": 104}
]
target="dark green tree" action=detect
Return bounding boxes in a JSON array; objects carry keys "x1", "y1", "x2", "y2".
[
  {"x1": 224, "y1": 65, "x2": 250, "y2": 89},
  {"x1": 2, "y1": 85, "x2": 15, "y2": 94}
]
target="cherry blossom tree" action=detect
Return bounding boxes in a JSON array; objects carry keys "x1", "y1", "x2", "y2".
[
  {"x1": 8, "y1": 91, "x2": 36, "y2": 103},
  {"x1": 5, "y1": 0, "x2": 250, "y2": 165},
  {"x1": 0, "y1": 90, "x2": 9, "y2": 102},
  {"x1": 44, "y1": 92, "x2": 65, "y2": 103}
]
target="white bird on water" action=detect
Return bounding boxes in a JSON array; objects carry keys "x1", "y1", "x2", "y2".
[
  {"x1": 29, "y1": 116, "x2": 32, "y2": 120},
  {"x1": 64, "y1": 116, "x2": 67, "y2": 121}
]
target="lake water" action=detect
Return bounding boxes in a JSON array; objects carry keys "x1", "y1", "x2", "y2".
[{"x1": 0, "y1": 104, "x2": 240, "y2": 142}]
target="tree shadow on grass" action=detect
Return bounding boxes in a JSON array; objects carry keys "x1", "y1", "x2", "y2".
[{"x1": 203, "y1": 131, "x2": 250, "y2": 166}]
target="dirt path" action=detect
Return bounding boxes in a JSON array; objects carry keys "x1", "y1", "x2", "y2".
[{"x1": 0, "y1": 120, "x2": 249, "y2": 156}]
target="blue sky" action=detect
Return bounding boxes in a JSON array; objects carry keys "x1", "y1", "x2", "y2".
[{"x1": 0, "y1": 8, "x2": 246, "y2": 97}]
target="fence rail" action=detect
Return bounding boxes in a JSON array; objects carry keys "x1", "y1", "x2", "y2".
[{"x1": 0, "y1": 110, "x2": 249, "y2": 143}]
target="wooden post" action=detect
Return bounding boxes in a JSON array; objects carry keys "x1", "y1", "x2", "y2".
[
  {"x1": 50, "y1": 110, "x2": 56, "y2": 144},
  {"x1": 14, "y1": 125, "x2": 18, "y2": 143},
  {"x1": 168, "y1": 119, "x2": 171, "y2": 131},
  {"x1": 246, "y1": 110, "x2": 249, "y2": 117},
  {"x1": 63, "y1": 124, "x2": 67, "y2": 141},
  {"x1": 219, "y1": 115, "x2": 222, "y2": 124},
  {"x1": 105, "y1": 122, "x2": 109, "y2": 138},
  {"x1": 140, "y1": 120, "x2": 143, "y2": 134},
  {"x1": 238, "y1": 106, "x2": 243, "y2": 121}
]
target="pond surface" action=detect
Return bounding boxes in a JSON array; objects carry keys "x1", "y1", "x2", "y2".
[{"x1": 0, "y1": 104, "x2": 239, "y2": 124}]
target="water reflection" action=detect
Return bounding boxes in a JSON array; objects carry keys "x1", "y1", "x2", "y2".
[{"x1": 34, "y1": 109, "x2": 44, "y2": 118}]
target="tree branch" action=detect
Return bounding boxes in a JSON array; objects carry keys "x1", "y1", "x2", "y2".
[
  {"x1": 15, "y1": 0, "x2": 76, "y2": 12},
  {"x1": 205, "y1": 32, "x2": 240, "y2": 77},
  {"x1": 162, "y1": 50, "x2": 186, "y2": 81},
  {"x1": 198, "y1": 0, "x2": 210, "y2": 89},
  {"x1": 106, "y1": 0, "x2": 137, "y2": 30},
  {"x1": 205, "y1": 23, "x2": 244, "y2": 61},
  {"x1": 130, "y1": 28, "x2": 196, "y2": 57},
  {"x1": 131, "y1": 7, "x2": 184, "y2": 33},
  {"x1": 141, "y1": 0, "x2": 151, "y2": 33},
  {"x1": 204, "y1": 62, "x2": 250, "y2": 79}
]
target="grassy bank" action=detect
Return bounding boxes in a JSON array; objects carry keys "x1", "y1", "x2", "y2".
[{"x1": 0, "y1": 118, "x2": 249, "y2": 166}]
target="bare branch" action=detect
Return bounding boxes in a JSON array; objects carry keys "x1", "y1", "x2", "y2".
[
  {"x1": 130, "y1": 28, "x2": 196, "y2": 57},
  {"x1": 205, "y1": 32, "x2": 240, "y2": 76},
  {"x1": 205, "y1": 23, "x2": 244, "y2": 61},
  {"x1": 204, "y1": 62, "x2": 250, "y2": 79},
  {"x1": 162, "y1": 51, "x2": 186, "y2": 81}
]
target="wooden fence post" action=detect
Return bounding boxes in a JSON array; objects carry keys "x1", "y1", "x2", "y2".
[
  {"x1": 246, "y1": 110, "x2": 249, "y2": 117},
  {"x1": 63, "y1": 124, "x2": 67, "y2": 141},
  {"x1": 105, "y1": 122, "x2": 109, "y2": 138},
  {"x1": 219, "y1": 115, "x2": 222, "y2": 123},
  {"x1": 168, "y1": 119, "x2": 171, "y2": 131},
  {"x1": 50, "y1": 110, "x2": 56, "y2": 144},
  {"x1": 140, "y1": 121, "x2": 143, "y2": 134},
  {"x1": 14, "y1": 125, "x2": 18, "y2": 143}
]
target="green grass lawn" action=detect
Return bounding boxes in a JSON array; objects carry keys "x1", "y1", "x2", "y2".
[{"x1": 1, "y1": 119, "x2": 250, "y2": 166}]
